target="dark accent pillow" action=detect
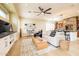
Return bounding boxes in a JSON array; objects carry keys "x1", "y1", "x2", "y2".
[{"x1": 50, "y1": 30, "x2": 56, "y2": 37}]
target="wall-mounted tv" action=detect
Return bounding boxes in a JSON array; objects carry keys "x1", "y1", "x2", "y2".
[{"x1": 0, "y1": 20, "x2": 11, "y2": 34}]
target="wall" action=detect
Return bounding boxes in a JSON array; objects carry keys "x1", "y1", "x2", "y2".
[
  {"x1": 21, "y1": 18, "x2": 55, "y2": 37},
  {"x1": 21, "y1": 19, "x2": 45, "y2": 37},
  {"x1": 9, "y1": 12, "x2": 20, "y2": 40},
  {"x1": 9, "y1": 13, "x2": 20, "y2": 31}
]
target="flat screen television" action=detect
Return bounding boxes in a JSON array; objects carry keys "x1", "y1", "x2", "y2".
[{"x1": 0, "y1": 20, "x2": 11, "y2": 34}]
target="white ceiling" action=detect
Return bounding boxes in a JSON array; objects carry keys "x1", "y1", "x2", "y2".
[{"x1": 14, "y1": 3, "x2": 79, "y2": 20}]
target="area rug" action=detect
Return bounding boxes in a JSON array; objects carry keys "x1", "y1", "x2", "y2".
[
  {"x1": 20, "y1": 37, "x2": 57, "y2": 56},
  {"x1": 20, "y1": 37, "x2": 38, "y2": 56}
]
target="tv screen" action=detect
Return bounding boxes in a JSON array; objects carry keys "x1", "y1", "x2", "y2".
[
  {"x1": 0, "y1": 20, "x2": 10, "y2": 34},
  {"x1": 0, "y1": 25, "x2": 5, "y2": 33}
]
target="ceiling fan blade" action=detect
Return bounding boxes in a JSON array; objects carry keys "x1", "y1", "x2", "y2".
[
  {"x1": 44, "y1": 8, "x2": 52, "y2": 13},
  {"x1": 38, "y1": 6, "x2": 43, "y2": 12}
]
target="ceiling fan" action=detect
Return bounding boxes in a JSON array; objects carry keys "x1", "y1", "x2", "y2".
[{"x1": 28, "y1": 6, "x2": 52, "y2": 16}]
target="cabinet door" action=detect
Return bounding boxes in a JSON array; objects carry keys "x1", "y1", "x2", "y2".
[
  {"x1": 77, "y1": 31, "x2": 79, "y2": 37},
  {"x1": 76, "y1": 16, "x2": 79, "y2": 30},
  {"x1": 0, "y1": 39, "x2": 5, "y2": 51},
  {"x1": 0, "y1": 39, "x2": 5, "y2": 56},
  {"x1": 9, "y1": 33, "x2": 16, "y2": 47},
  {"x1": 13, "y1": 33, "x2": 17, "y2": 40},
  {"x1": 77, "y1": 17, "x2": 79, "y2": 37},
  {"x1": 9, "y1": 34, "x2": 14, "y2": 45},
  {"x1": 0, "y1": 36, "x2": 9, "y2": 56}
]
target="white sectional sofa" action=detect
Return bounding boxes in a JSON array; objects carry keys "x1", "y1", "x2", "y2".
[{"x1": 43, "y1": 31, "x2": 65, "y2": 47}]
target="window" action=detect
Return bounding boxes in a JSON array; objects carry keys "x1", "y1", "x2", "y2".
[
  {"x1": 46, "y1": 22, "x2": 55, "y2": 31},
  {"x1": 0, "y1": 9, "x2": 7, "y2": 18}
]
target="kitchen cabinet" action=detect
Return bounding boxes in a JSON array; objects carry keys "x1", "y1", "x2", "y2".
[
  {"x1": 0, "y1": 38, "x2": 6, "y2": 55},
  {"x1": 0, "y1": 32, "x2": 17, "y2": 56},
  {"x1": 56, "y1": 20, "x2": 65, "y2": 31},
  {"x1": 76, "y1": 17, "x2": 79, "y2": 37},
  {"x1": 77, "y1": 32, "x2": 79, "y2": 37},
  {"x1": 76, "y1": 17, "x2": 79, "y2": 31},
  {"x1": 0, "y1": 35, "x2": 9, "y2": 55},
  {"x1": 65, "y1": 17, "x2": 77, "y2": 31}
]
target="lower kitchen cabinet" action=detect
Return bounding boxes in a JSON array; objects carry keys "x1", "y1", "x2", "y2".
[{"x1": 0, "y1": 32, "x2": 17, "y2": 56}]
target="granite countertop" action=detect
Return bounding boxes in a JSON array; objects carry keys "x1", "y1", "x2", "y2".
[{"x1": 0, "y1": 31, "x2": 16, "y2": 38}]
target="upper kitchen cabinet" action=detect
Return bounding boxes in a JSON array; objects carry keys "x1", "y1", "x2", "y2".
[
  {"x1": 65, "y1": 17, "x2": 77, "y2": 31},
  {"x1": 55, "y1": 20, "x2": 65, "y2": 31},
  {"x1": 56, "y1": 16, "x2": 77, "y2": 32},
  {"x1": 76, "y1": 16, "x2": 79, "y2": 31},
  {"x1": 76, "y1": 16, "x2": 79, "y2": 37}
]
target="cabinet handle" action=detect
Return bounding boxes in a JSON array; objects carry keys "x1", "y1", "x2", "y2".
[{"x1": 10, "y1": 41, "x2": 12, "y2": 44}]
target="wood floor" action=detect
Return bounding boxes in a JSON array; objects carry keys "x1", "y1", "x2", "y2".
[
  {"x1": 42, "y1": 40, "x2": 79, "y2": 56},
  {"x1": 6, "y1": 37, "x2": 79, "y2": 56},
  {"x1": 6, "y1": 39, "x2": 21, "y2": 56}
]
